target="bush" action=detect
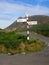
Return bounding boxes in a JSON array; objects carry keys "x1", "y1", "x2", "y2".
[
  {"x1": 0, "y1": 45, "x2": 7, "y2": 53},
  {"x1": 0, "y1": 31, "x2": 46, "y2": 54}
]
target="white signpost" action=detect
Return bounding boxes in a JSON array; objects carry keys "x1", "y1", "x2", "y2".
[
  {"x1": 27, "y1": 21, "x2": 37, "y2": 42},
  {"x1": 17, "y1": 18, "x2": 27, "y2": 22},
  {"x1": 27, "y1": 21, "x2": 37, "y2": 25},
  {"x1": 17, "y1": 15, "x2": 37, "y2": 43}
]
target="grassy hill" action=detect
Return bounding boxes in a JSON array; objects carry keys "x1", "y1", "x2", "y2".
[
  {"x1": 5, "y1": 15, "x2": 49, "y2": 37},
  {"x1": 5, "y1": 15, "x2": 49, "y2": 31},
  {"x1": 0, "y1": 31, "x2": 46, "y2": 54},
  {"x1": 0, "y1": 15, "x2": 49, "y2": 54},
  {"x1": 30, "y1": 22, "x2": 49, "y2": 37}
]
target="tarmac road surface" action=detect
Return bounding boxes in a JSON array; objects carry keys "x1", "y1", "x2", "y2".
[{"x1": 0, "y1": 46, "x2": 49, "y2": 65}]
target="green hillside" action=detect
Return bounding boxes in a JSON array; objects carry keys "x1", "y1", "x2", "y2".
[
  {"x1": 5, "y1": 15, "x2": 49, "y2": 30},
  {"x1": 5, "y1": 15, "x2": 49, "y2": 37},
  {"x1": 0, "y1": 31, "x2": 46, "y2": 54},
  {"x1": 31, "y1": 22, "x2": 49, "y2": 37}
]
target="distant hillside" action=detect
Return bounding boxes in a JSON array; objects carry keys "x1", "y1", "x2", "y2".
[
  {"x1": 5, "y1": 15, "x2": 49, "y2": 31},
  {"x1": 28, "y1": 15, "x2": 49, "y2": 24},
  {"x1": 0, "y1": 28, "x2": 2, "y2": 30}
]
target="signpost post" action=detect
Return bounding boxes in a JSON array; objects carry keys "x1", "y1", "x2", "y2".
[{"x1": 17, "y1": 15, "x2": 37, "y2": 43}]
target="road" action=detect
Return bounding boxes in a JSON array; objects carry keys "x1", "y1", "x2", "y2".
[
  {"x1": 30, "y1": 32, "x2": 49, "y2": 44},
  {"x1": 0, "y1": 47, "x2": 49, "y2": 65},
  {"x1": 20, "y1": 32, "x2": 49, "y2": 45},
  {"x1": 0, "y1": 32, "x2": 49, "y2": 65}
]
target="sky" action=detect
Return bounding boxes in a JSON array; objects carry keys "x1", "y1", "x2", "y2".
[{"x1": 0, "y1": 0, "x2": 49, "y2": 29}]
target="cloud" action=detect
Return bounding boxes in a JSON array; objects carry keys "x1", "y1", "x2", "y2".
[
  {"x1": 0, "y1": 1, "x2": 49, "y2": 16},
  {"x1": 0, "y1": 1, "x2": 49, "y2": 29}
]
